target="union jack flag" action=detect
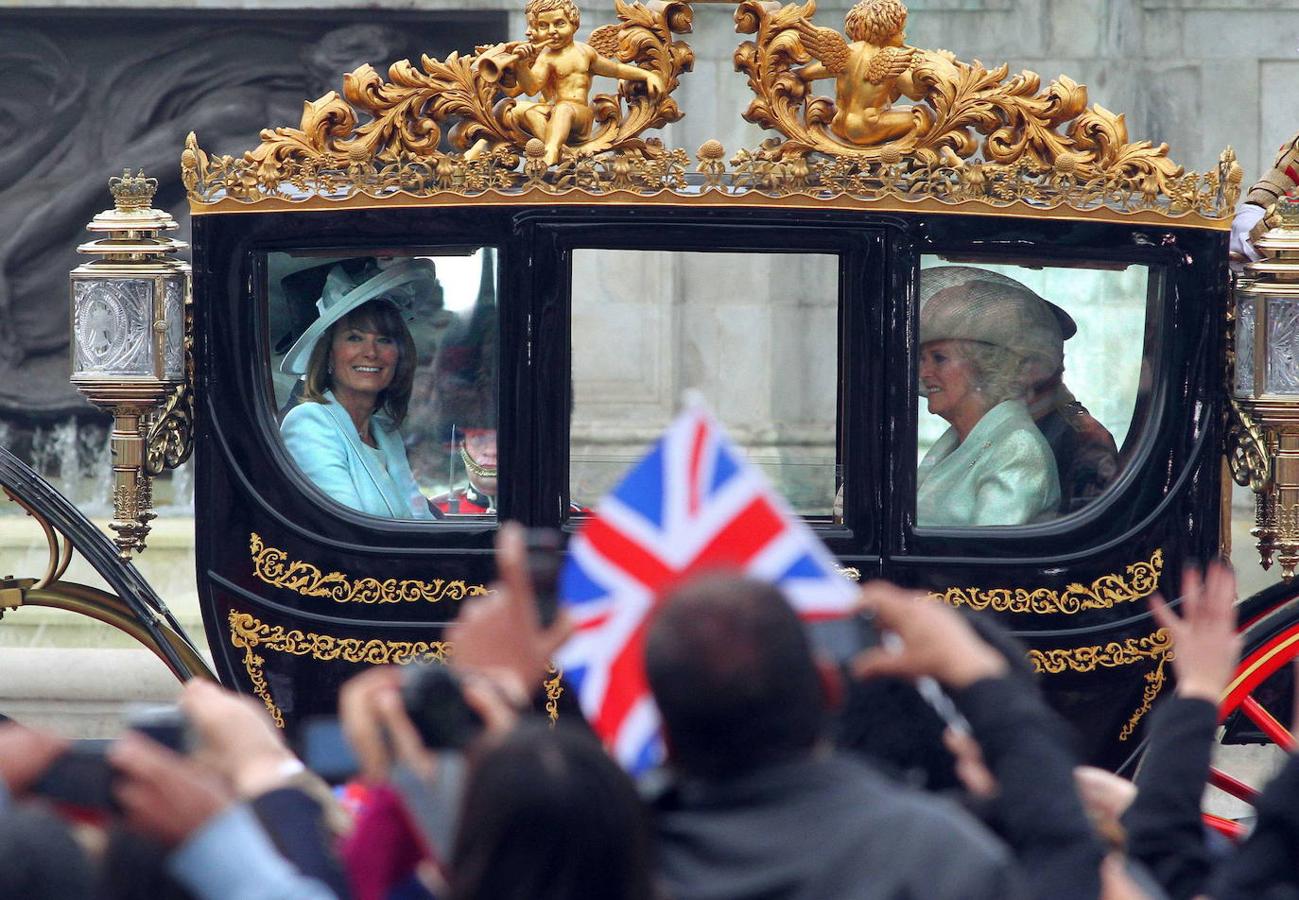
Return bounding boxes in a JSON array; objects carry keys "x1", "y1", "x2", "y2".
[{"x1": 556, "y1": 402, "x2": 857, "y2": 772}]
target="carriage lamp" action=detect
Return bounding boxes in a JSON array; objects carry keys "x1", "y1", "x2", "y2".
[
  {"x1": 70, "y1": 170, "x2": 193, "y2": 560},
  {"x1": 1232, "y1": 197, "x2": 1299, "y2": 578}
]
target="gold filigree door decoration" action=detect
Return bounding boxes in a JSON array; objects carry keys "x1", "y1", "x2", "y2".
[
  {"x1": 228, "y1": 611, "x2": 562, "y2": 726},
  {"x1": 249, "y1": 533, "x2": 489, "y2": 604},
  {"x1": 1028, "y1": 628, "x2": 1174, "y2": 741},
  {"x1": 187, "y1": 0, "x2": 694, "y2": 202},
  {"x1": 929, "y1": 549, "x2": 1163, "y2": 615},
  {"x1": 732, "y1": 0, "x2": 1226, "y2": 211}
]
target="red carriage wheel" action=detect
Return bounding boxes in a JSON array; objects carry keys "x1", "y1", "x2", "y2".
[{"x1": 1206, "y1": 599, "x2": 1299, "y2": 839}]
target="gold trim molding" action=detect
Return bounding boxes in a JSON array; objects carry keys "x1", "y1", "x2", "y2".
[
  {"x1": 1119, "y1": 653, "x2": 1168, "y2": 742},
  {"x1": 1027, "y1": 628, "x2": 1172, "y2": 676},
  {"x1": 1226, "y1": 400, "x2": 1271, "y2": 495},
  {"x1": 1027, "y1": 627, "x2": 1173, "y2": 742},
  {"x1": 250, "y1": 533, "x2": 490, "y2": 604},
  {"x1": 229, "y1": 610, "x2": 562, "y2": 727},
  {"x1": 181, "y1": 0, "x2": 1236, "y2": 227},
  {"x1": 229, "y1": 610, "x2": 448, "y2": 727},
  {"x1": 930, "y1": 549, "x2": 1162, "y2": 615}
]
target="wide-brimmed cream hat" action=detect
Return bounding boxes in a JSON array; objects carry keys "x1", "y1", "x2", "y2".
[
  {"x1": 280, "y1": 259, "x2": 436, "y2": 375},
  {"x1": 919, "y1": 268, "x2": 1064, "y2": 374},
  {"x1": 920, "y1": 264, "x2": 1076, "y2": 340}
]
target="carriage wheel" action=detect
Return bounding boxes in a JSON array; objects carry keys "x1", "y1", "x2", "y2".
[{"x1": 1205, "y1": 606, "x2": 1299, "y2": 839}]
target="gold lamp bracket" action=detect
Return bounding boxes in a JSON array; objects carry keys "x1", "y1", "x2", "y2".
[
  {"x1": 1231, "y1": 196, "x2": 1299, "y2": 577},
  {"x1": 69, "y1": 171, "x2": 193, "y2": 560}
]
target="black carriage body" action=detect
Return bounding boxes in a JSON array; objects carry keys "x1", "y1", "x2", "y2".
[{"x1": 193, "y1": 202, "x2": 1228, "y2": 767}]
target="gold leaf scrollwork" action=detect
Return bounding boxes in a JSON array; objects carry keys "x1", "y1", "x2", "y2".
[
  {"x1": 1027, "y1": 628, "x2": 1173, "y2": 742},
  {"x1": 228, "y1": 611, "x2": 449, "y2": 727},
  {"x1": 930, "y1": 549, "x2": 1162, "y2": 614},
  {"x1": 227, "y1": 611, "x2": 563, "y2": 727},
  {"x1": 731, "y1": 0, "x2": 1233, "y2": 216},
  {"x1": 249, "y1": 533, "x2": 490, "y2": 604},
  {"x1": 1028, "y1": 628, "x2": 1173, "y2": 676},
  {"x1": 1226, "y1": 397, "x2": 1271, "y2": 493},
  {"x1": 189, "y1": 0, "x2": 692, "y2": 201},
  {"x1": 144, "y1": 384, "x2": 195, "y2": 476},
  {"x1": 182, "y1": 0, "x2": 1236, "y2": 223},
  {"x1": 1119, "y1": 653, "x2": 1169, "y2": 742},
  {"x1": 544, "y1": 663, "x2": 563, "y2": 724}
]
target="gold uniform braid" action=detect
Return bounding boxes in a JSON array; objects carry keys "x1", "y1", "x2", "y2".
[{"x1": 1247, "y1": 132, "x2": 1299, "y2": 207}]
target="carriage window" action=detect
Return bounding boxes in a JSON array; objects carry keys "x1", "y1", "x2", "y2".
[
  {"x1": 266, "y1": 249, "x2": 499, "y2": 520},
  {"x1": 915, "y1": 257, "x2": 1150, "y2": 528},
  {"x1": 570, "y1": 250, "x2": 839, "y2": 516}
]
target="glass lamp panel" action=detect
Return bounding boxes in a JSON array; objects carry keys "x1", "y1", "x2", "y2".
[
  {"x1": 1235, "y1": 294, "x2": 1256, "y2": 398},
  {"x1": 162, "y1": 275, "x2": 185, "y2": 380},
  {"x1": 73, "y1": 278, "x2": 155, "y2": 377},
  {"x1": 1266, "y1": 296, "x2": 1299, "y2": 395}
]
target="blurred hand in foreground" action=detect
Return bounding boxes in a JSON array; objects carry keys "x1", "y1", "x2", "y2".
[
  {"x1": 180, "y1": 678, "x2": 300, "y2": 798},
  {"x1": 338, "y1": 666, "x2": 437, "y2": 784},
  {"x1": 1147, "y1": 562, "x2": 1240, "y2": 703},
  {"x1": 851, "y1": 580, "x2": 1008, "y2": 689},
  {"x1": 447, "y1": 522, "x2": 572, "y2": 700},
  {"x1": 111, "y1": 733, "x2": 231, "y2": 847},
  {"x1": 0, "y1": 723, "x2": 67, "y2": 796}
]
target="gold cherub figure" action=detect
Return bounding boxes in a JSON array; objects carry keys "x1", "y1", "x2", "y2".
[
  {"x1": 794, "y1": 0, "x2": 929, "y2": 146},
  {"x1": 477, "y1": 0, "x2": 666, "y2": 166}
]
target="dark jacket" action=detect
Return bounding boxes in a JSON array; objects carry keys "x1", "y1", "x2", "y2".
[
  {"x1": 1209, "y1": 751, "x2": 1299, "y2": 900},
  {"x1": 652, "y1": 751, "x2": 1019, "y2": 900},
  {"x1": 1120, "y1": 696, "x2": 1219, "y2": 900},
  {"x1": 954, "y1": 676, "x2": 1105, "y2": 900}
]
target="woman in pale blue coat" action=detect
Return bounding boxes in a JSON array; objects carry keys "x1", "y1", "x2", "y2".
[
  {"x1": 916, "y1": 275, "x2": 1062, "y2": 526},
  {"x1": 280, "y1": 260, "x2": 436, "y2": 520}
]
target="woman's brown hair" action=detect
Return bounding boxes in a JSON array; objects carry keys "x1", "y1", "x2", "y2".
[{"x1": 301, "y1": 299, "x2": 417, "y2": 426}]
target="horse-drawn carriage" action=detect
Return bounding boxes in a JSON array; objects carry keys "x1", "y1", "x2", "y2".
[{"x1": 3, "y1": 0, "x2": 1296, "y2": 821}]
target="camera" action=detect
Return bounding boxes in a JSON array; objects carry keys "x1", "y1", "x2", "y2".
[
  {"x1": 524, "y1": 526, "x2": 564, "y2": 627},
  {"x1": 807, "y1": 612, "x2": 881, "y2": 667},
  {"x1": 301, "y1": 526, "x2": 565, "y2": 778},
  {"x1": 400, "y1": 663, "x2": 484, "y2": 750},
  {"x1": 31, "y1": 704, "x2": 189, "y2": 813}
]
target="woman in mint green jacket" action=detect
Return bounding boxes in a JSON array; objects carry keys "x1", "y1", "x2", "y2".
[
  {"x1": 280, "y1": 260, "x2": 436, "y2": 520},
  {"x1": 916, "y1": 274, "x2": 1062, "y2": 527}
]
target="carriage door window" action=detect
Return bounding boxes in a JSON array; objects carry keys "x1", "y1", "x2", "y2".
[
  {"x1": 915, "y1": 257, "x2": 1151, "y2": 528},
  {"x1": 266, "y1": 249, "x2": 499, "y2": 521},
  {"x1": 568, "y1": 250, "x2": 840, "y2": 517}
]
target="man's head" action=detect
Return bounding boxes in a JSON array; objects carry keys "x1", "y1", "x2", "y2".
[
  {"x1": 845, "y1": 0, "x2": 908, "y2": 45},
  {"x1": 645, "y1": 574, "x2": 825, "y2": 780}
]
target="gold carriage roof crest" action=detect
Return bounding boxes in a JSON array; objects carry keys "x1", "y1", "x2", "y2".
[{"x1": 183, "y1": 0, "x2": 1240, "y2": 228}]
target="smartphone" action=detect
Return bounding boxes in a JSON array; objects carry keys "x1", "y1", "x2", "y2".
[
  {"x1": 402, "y1": 663, "x2": 484, "y2": 750},
  {"x1": 806, "y1": 613, "x2": 881, "y2": 666},
  {"x1": 31, "y1": 742, "x2": 117, "y2": 812},
  {"x1": 524, "y1": 527, "x2": 564, "y2": 627},
  {"x1": 298, "y1": 717, "x2": 360, "y2": 785}
]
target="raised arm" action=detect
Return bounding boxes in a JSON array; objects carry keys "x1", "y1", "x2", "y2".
[{"x1": 589, "y1": 53, "x2": 664, "y2": 97}]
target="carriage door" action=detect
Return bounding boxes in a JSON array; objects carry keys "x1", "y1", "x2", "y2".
[{"x1": 519, "y1": 212, "x2": 886, "y2": 574}]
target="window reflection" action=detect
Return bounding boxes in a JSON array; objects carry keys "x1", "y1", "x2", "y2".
[
  {"x1": 570, "y1": 250, "x2": 839, "y2": 516},
  {"x1": 916, "y1": 260, "x2": 1142, "y2": 527},
  {"x1": 267, "y1": 250, "x2": 498, "y2": 520}
]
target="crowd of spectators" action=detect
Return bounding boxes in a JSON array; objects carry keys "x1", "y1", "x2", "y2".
[{"x1": 2, "y1": 524, "x2": 1298, "y2": 899}]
